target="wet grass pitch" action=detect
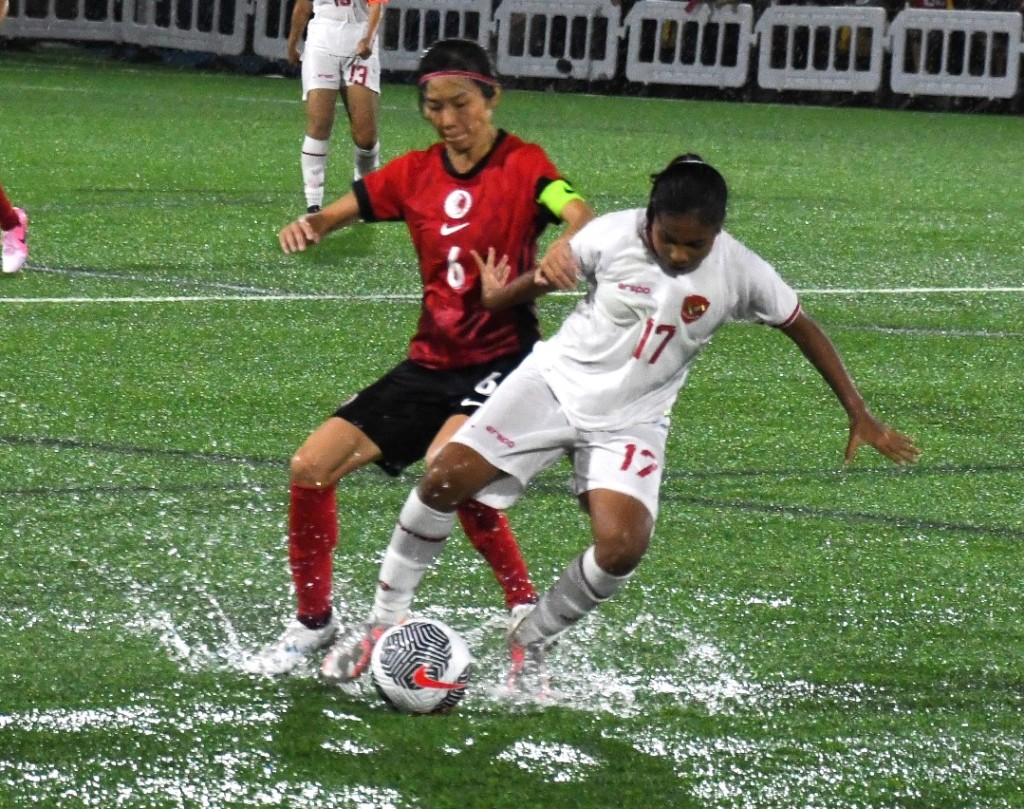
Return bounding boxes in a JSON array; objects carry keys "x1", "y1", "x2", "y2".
[{"x1": 1, "y1": 46, "x2": 1022, "y2": 808}]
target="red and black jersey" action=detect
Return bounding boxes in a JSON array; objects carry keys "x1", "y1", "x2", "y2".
[{"x1": 354, "y1": 131, "x2": 564, "y2": 370}]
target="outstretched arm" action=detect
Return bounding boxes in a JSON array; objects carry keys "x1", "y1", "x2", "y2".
[
  {"x1": 279, "y1": 192, "x2": 362, "y2": 253},
  {"x1": 780, "y1": 310, "x2": 920, "y2": 465}
]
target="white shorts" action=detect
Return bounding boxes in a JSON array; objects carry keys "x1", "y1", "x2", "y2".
[
  {"x1": 301, "y1": 21, "x2": 381, "y2": 98},
  {"x1": 453, "y1": 360, "x2": 670, "y2": 521}
]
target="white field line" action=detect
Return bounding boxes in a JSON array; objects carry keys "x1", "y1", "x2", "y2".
[
  {"x1": 2, "y1": 287, "x2": 1024, "y2": 305},
  {"x1": 0, "y1": 293, "x2": 421, "y2": 304},
  {"x1": 800, "y1": 287, "x2": 1024, "y2": 294},
  {"x1": 7, "y1": 79, "x2": 408, "y2": 112}
]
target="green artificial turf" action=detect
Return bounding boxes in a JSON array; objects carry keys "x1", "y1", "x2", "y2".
[{"x1": 1, "y1": 44, "x2": 1022, "y2": 808}]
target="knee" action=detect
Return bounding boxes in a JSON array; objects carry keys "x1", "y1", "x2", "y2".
[
  {"x1": 417, "y1": 443, "x2": 493, "y2": 512},
  {"x1": 591, "y1": 517, "x2": 652, "y2": 576},
  {"x1": 306, "y1": 111, "x2": 334, "y2": 140},
  {"x1": 290, "y1": 449, "x2": 331, "y2": 489},
  {"x1": 351, "y1": 124, "x2": 378, "y2": 151},
  {"x1": 307, "y1": 122, "x2": 333, "y2": 141},
  {"x1": 417, "y1": 462, "x2": 463, "y2": 512}
]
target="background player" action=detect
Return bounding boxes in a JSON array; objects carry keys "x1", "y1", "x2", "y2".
[
  {"x1": 287, "y1": 0, "x2": 385, "y2": 213},
  {"x1": 329, "y1": 153, "x2": 920, "y2": 691},
  {"x1": 247, "y1": 39, "x2": 594, "y2": 679}
]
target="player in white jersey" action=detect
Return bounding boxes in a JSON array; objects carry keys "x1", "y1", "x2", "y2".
[
  {"x1": 287, "y1": 0, "x2": 386, "y2": 212},
  {"x1": 334, "y1": 154, "x2": 920, "y2": 694},
  {"x1": 529, "y1": 207, "x2": 801, "y2": 433}
]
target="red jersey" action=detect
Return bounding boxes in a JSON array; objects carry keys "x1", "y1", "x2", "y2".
[{"x1": 354, "y1": 132, "x2": 564, "y2": 370}]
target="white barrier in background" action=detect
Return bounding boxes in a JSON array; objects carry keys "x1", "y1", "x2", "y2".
[
  {"x1": 888, "y1": 8, "x2": 1022, "y2": 98},
  {"x1": 378, "y1": 0, "x2": 492, "y2": 72},
  {"x1": 755, "y1": 5, "x2": 887, "y2": 92},
  {"x1": 251, "y1": 0, "x2": 291, "y2": 61},
  {"x1": 623, "y1": 0, "x2": 755, "y2": 88},
  {"x1": 3, "y1": 0, "x2": 1024, "y2": 102},
  {"x1": 122, "y1": 0, "x2": 247, "y2": 54},
  {"x1": 252, "y1": 0, "x2": 493, "y2": 71},
  {"x1": 1, "y1": 0, "x2": 122, "y2": 41},
  {"x1": 4, "y1": 0, "x2": 246, "y2": 52},
  {"x1": 493, "y1": 0, "x2": 621, "y2": 81}
]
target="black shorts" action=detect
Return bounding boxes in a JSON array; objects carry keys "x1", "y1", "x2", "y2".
[{"x1": 334, "y1": 354, "x2": 529, "y2": 476}]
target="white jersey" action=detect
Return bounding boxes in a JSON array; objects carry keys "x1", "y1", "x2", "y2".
[
  {"x1": 530, "y1": 208, "x2": 801, "y2": 431},
  {"x1": 307, "y1": 0, "x2": 382, "y2": 56}
]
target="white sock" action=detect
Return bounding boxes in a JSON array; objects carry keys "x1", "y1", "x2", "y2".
[
  {"x1": 301, "y1": 136, "x2": 330, "y2": 208},
  {"x1": 370, "y1": 490, "x2": 454, "y2": 624},
  {"x1": 514, "y1": 546, "x2": 633, "y2": 646},
  {"x1": 353, "y1": 140, "x2": 380, "y2": 181}
]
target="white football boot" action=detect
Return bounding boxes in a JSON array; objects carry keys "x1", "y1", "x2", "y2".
[{"x1": 244, "y1": 615, "x2": 338, "y2": 676}]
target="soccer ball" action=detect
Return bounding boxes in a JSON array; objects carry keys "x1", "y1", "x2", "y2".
[{"x1": 369, "y1": 618, "x2": 474, "y2": 715}]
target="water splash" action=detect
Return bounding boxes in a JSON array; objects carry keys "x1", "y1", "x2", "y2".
[{"x1": 496, "y1": 741, "x2": 601, "y2": 783}]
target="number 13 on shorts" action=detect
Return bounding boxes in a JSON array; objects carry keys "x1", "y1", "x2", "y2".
[{"x1": 348, "y1": 64, "x2": 369, "y2": 86}]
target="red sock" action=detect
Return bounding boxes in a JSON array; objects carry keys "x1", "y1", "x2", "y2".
[
  {"x1": 288, "y1": 483, "x2": 338, "y2": 626},
  {"x1": 0, "y1": 187, "x2": 18, "y2": 231},
  {"x1": 457, "y1": 500, "x2": 537, "y2": 609}
]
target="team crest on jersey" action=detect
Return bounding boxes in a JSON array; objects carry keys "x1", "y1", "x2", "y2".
[
  {"x1": 443, "y1": 189, "x2": 473, "y2": 220},
  {"x1": 681, "y1": 295, "x2": 710, "y2": 324}
]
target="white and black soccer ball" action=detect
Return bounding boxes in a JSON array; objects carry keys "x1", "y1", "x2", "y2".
[{"x1": 370, "y1": 618, "x2": 474, "y2": 715}]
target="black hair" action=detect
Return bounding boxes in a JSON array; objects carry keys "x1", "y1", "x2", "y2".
[
  {"x1": 417, "y1": 39, "x2": 499, "y2": 105},
  {"x1": 646, "y1": 153, "x2": 728, "y2": 229}
]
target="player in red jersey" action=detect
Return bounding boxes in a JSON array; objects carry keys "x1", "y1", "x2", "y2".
[{"x1": 247, "y1": 39, "x2": 594, "y2": 678}]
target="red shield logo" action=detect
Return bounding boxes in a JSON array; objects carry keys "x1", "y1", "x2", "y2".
[{"x1": 681, "y1": 295, "x2": 710, "y2": 324}]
